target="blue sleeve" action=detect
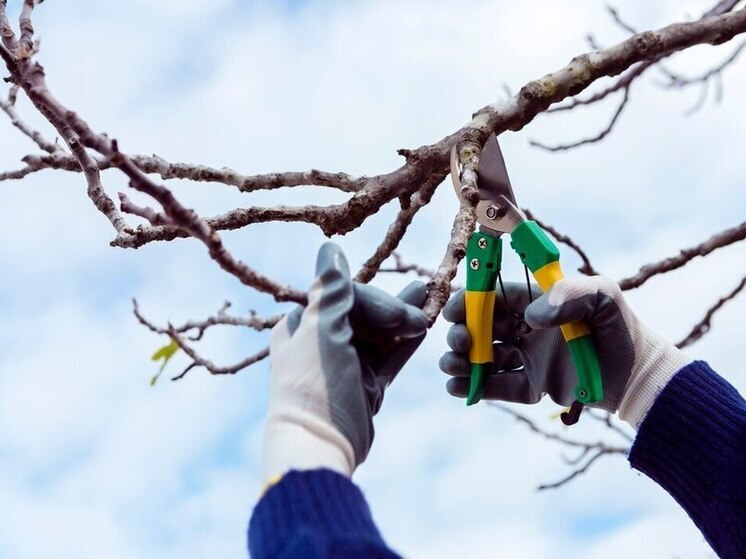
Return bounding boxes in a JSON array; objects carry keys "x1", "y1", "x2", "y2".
[
  {"x1": 629, "y1": 361, "x2": 746, "y2": 559},
  {"x1": 248, "y1": 469, "x2": 401, "y2": 558}
]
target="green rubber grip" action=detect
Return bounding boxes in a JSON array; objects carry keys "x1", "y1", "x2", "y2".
[
  {"x1": 465, "y1": 232, "x2": 502, "y2": 406},
  {"x1": 467, "y1": 363, "x2": 490, "y2": 405},
  {"x1": 566, "y1": 335, "x2": 604, "y2": 403},
  {"x1": 510, "y1": 220, "x2": 604, "y2": 405}
]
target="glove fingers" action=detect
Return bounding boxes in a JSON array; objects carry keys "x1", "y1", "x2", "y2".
[
  {"x1": 492, "y1": 283, "x2": 543, "y2": 341},
  {"x1": 439, "y1": 343, "x2": 522, "y2": 378},
  {"x1": 524, "y1": 277, "x2": 623, "y2": 329},
  {"x1": 445, "y1": 285, "x2": 542, "y2": 343},
  {"x1": 482, "y1": 370, "x2": 541, "y2": 403},
  {"x1": 492, "y1": 343, "x2": 523, "y2": 371},
  {"x1": 315, "y1": 241, "x2": 352, "y2": 278},
  {"x1": 286, "y1": 305, "x2": 303, "y2": 336},
  {"x1": 396, "y1": 280, "x2": 428, "y2": 308},
  {"x1": 439, "y1": 351, "x2": 469, "y2": 377},
  {"x1": 446, "y1": 323, "x2": 470, "y2": 353},
  {"x1": 444, "y1": 372, "x2": 534, "y2": 403},
  {"x1": 352, "y1": 283, "x2": 428, "y2": 338},
  {"x1": 376, "y1": 332, "x2": 427, "y2": 386},
  {"x1": 442, "y1": 289, "x2": 465, "y2": 323},
  {"x1": 447, "y1": 370, "x2": 540, "y2": 403}
]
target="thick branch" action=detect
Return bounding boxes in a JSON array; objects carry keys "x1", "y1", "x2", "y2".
[
  {"x1": 619, "y1": 221, "x2": 746, "y2": 290},
  {"x1": 107, "y1": 140, "x2": 307, "y2": 302},
  {"x1": 18, "y1": 0, "x2": 41, "y2": 58},
  {"x1": 0, "y1": 45, "x2": 129, "y2": 234},
  {"x1": 14, "y1": 151, "x2": 365, "y2": 193},
  {"x1": 6, "y1": 3, "x2": 745, "y2": 252},
  {"x1": 422, "y1": 142, "x2": 480, "y2": 322},
  {"x1": 545, "y1": 0, "x2": 741, "y2": 115}
]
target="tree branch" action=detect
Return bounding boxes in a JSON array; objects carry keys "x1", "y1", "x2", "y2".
[
  {"x1": 676, "y1": 275, "x2": 746, "y2": 348},
  {"x1": 421, "y1": 141, "x2": 480, "y2": 322},
  {"x1": 531, "y1": 85, "x2": 630, "y2": 151},
  {"x1": 10, "y1": 151, "x2": 366, "y2": 193},
  {"x1": 618, "y1": 221, "x2": 746, "y2": 290},
  {"x1": 522, "y1": 209, "x2": 599, "y2": 275},
  {"x1": 491, "y1": 403, "x2": 627, "y2": 490},
  {"x1": 0, "y1": 40, "x2": 130, "y2": 235},
  {"x1": 0, "y1": 88, "x2": 59, "y2": 153},
  {"x1": 168, "y1": 327, "x2": 270, "y2": 380},
  {"x1": 355, "y1": 176, "x2": 441, "y2": 283}
]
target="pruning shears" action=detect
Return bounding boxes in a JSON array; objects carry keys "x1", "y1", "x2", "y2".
[{"x1": 450, "y1": 134, "x2": 603, "y2": 425}]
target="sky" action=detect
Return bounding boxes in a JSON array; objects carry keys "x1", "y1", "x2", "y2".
[{"x1": 0, "y1": 1, "x2": 744, "y2": 558}]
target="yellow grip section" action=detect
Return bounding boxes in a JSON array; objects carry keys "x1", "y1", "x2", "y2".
[
  {"x1": 465, "y1": 290, "x2": 496, "y2": 364},
  {"x1": 533, "y1": 261, "x2": 590, "y2": 342}
]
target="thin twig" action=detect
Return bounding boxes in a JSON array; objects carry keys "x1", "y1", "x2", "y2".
[
  {"x1": 132, "y1": 299, "x2": 281, "y2": 340},
  {"x1": 585, "y1": 409, "x2": 634, "y2": 443},
  {"x1": 522, "y1": 209, "x2": 599, "y2": 275},
  {"x1": 619, "y1": 222, "x2": 746, "y2": 290},
  {"x1": 378, "y1": 253, "x2": 462, "y2": 291},
  {"x1": 491, "y1": 403, "x2": 627, "y2": 490},
  {"x1": 119, "y1": 193, "x2": 176, "y2": 226},
  {"x1": 537, "y1": 450, "x2": 609, "y2": 490},
  {"x1": 531, "y1": 85, "x2": 630, "y2": 151},
  {"x1": 0, "y1": 89, "x2": 59, "y2": 153},
  {"x1": 676, "y1": 275, "x2": 746, "y2": 348},
  {"x1": 168, "y1": 327, "x2": 270, "y2": 378},
  {"x1": 355, "y1": 176, "x2": 441, "y2": 283},
  {"x1": 607, "y1": 5, "x2": 638, "y2": 35}
]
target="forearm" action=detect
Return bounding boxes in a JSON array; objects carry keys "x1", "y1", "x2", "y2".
[
  {"x1": 248, "y1": 469, "x2": 401, "y2": 559},
  {"x1": 629, "y1": 361, "x2": 746, "y2": 559}
]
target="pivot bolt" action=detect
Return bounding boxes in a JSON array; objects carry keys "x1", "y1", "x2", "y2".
[
  {"x1": 485, "y1": 204, "x2": 506, "y2": 220},
  {"x1": 470, "y1": 258, "x2": 480, "y2": 270}
]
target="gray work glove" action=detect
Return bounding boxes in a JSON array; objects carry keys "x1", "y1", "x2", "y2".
[
  {"x1": 263, "y1": 243, "x2": 428, "y2": 483},
  {"x1": 439, "y1": 276, "x2": 691, "y2": 428}
]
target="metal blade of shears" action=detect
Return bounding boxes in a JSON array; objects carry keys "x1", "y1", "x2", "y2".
[{"x1": 477, "y1": 134, "x2": 517, "y2": 206}]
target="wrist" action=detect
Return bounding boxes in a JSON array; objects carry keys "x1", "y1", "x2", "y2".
[
  {"x1": 261, "y1": 414, "x2": 355, "y2": 484},
  {"x1": 618, "y1": 330, "x2": 692, "y2": 429}
]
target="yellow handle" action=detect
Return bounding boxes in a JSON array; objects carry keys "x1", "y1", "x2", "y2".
[
  {"x1": 465, "y1": 290, "x2": 496, "y2": 364},
  {"x1": 533, "y1": 261, "x2": 590, "y2": 341}
]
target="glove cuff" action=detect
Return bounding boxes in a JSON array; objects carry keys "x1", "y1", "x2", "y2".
[
  {"x1": 261, "y1": 415, "x2": 356, "y2": 483},
  {"x1": 618, "y1": 332, "x2": 692, "y2": 429}
]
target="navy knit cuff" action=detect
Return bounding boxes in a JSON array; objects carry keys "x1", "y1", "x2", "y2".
[
  {"x1": 630, "y1": 360, "x2": 746, "y2": 559},
  {"x1": 248, "y1": 469, "x2": 399, "y2": 558}
]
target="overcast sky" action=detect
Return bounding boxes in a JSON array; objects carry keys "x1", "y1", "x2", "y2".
[{"x1": 1, "y1": 1, "x2": 744, "y2": 558}]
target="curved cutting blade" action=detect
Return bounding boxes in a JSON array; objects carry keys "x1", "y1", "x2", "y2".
[{"x1": 478, "y1": 134, "x2": 516, "y2": 204}]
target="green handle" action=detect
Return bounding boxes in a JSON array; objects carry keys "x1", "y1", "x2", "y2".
[
  {"x1": 467, "y1": 363, "x2": 490, "y2": 404},
  {"x1": 510, "y1": 221, "x2": 604, "y2": 405},
  {"x1": 464, "y1": 232, "x2": 502, "y2": 405},
  {"x1": 566, "y1": 335, "x2": 604, "y2": 403}
]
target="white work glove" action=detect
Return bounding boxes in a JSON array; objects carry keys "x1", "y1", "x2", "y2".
[
  {"x1": 440, "y1": 276, "x2": 692, "y2": 428},
  {"x1": 263, "y1": 243, "x2": 428, "y2": 482}
]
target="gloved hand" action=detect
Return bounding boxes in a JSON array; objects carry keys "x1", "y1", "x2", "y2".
[
  {"x1": 439, "y1": 276, "x2": 691, "y2": 428},
  {"x1": 263, "y1": 243, "x2": 428, "y2": 483}
]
